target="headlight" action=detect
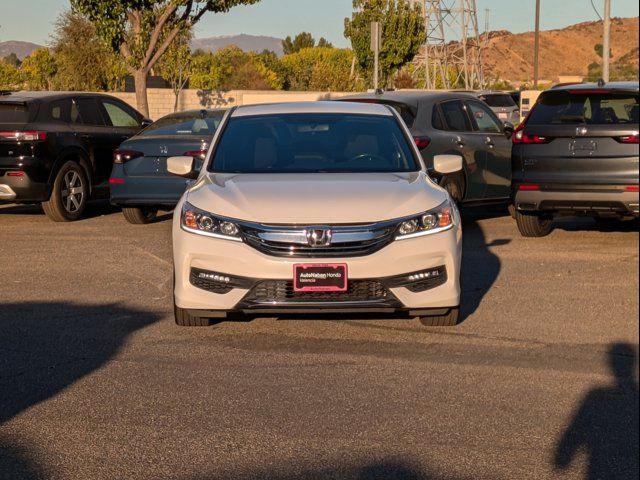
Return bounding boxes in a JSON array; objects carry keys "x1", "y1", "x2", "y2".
[
  {"x1": 180, "y1": 202, "x2": 242, "y2": 241},
  {"x1": 396, "y1": 201, "x2": 455, "y2": 239}
]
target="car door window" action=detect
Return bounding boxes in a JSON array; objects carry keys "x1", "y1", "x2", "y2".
[
  {"x1": 49, "y1": 99, "x2": 72, "y2": 123},
  {"x1": 467, "y1": 101, "x2": 504, "y2": 134},
  {"x1": 75, "y1": 98, "x2": 106, "y2": 126},
  {"x1": 101, "y1": 100, "x2": 140, "y2": 128},
  {"x1": 439, "y1": 101, "x2": 471, "y2": 132}
]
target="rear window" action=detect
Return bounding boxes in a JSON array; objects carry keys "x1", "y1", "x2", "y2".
[
  {"x1": 210, "y1": 113, "x2": 419, "y2": 174},
  {"x1": 529, "y1": 91, "x2": 640, "y2": 125},
  {"x1": 141, "y1": 111, "x2": 225, "y2": 136},
  {"x1": 0, "y1": 103, "x2": 29, "y2": 123},
  {"x1": 481, "y1": 94, "x2": 517, "y2": 108}
]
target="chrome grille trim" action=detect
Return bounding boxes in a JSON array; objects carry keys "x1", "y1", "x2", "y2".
[{"x1": 240, "y1": 219, "x2": 400, "y2": 258}]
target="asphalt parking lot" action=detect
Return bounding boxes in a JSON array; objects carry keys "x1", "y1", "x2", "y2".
[{"x1": 0, "y1": 202, "x2": 638, "y2": 480}]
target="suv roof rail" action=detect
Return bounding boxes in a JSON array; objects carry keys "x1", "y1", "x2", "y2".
[{"x1": 0, "y1": 90, "x2": 13, "y2": 96}]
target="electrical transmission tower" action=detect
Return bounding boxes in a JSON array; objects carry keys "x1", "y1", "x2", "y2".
[{"x1": 410, "y1": 0, "x2": 485, "y2": 90}]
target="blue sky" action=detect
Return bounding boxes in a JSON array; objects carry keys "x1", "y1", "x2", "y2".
[{"x1": 1, "y1": 0, "x2": 638, "y2": 47}]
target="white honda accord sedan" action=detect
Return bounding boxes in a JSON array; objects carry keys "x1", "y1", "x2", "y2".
[{"x1": 167, "y1": 102, "x2": 463, "y2": 327}]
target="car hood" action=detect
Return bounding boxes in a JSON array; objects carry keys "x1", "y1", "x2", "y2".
[{"x1": 184, "y1": 172, "x2": 448, "y2": 224}]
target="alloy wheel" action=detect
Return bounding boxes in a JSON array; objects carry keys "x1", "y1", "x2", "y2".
[{"x1": 61, "y1": 170, "x2": 85, "y2": 214}]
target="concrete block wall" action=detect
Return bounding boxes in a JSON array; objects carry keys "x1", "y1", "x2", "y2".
[{"x1": 108, "y1": 89, "x2": 354, "y2": 119}]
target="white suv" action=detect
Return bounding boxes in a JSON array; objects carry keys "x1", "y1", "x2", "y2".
[{"x1": 168, "y1": 102, "x2": 463, "y2": 327}]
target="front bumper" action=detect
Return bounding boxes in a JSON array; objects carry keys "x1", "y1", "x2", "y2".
[
  {"x1": 173, "y1": 215, "x2": 462, "y2": 315},
  {"x1": 514, "y1": 185, "x2": 640, "y2": 217}
]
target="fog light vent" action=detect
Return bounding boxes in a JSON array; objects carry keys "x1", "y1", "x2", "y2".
[
  {"x1": 384, "y1": 266, "x2": 448, "y2": 293},
  {"x1": 189, "y1": 268, "x2": 254, "y2": 294}
]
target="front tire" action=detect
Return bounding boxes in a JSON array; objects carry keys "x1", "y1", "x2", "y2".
[
  {"x1": 418, "y1": 307, "x2": 460, "y2": 327},
  {"x1": 515, "y1": 210, "x2": 554, "y2": 237},
  {"x1": 122, "y1": 207, "x2": 158, "y2": 225},
  {"x1": 42, "y1": 161, "x2": 88, "y2": 222},
  {"x1": 174, "y1": 304, "x2": 212, "y2": 327}
]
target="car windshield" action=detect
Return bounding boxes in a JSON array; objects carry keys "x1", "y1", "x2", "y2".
[
  {"x1": 209, "y1": 113, "x2": 419, "y2": 173},
  {"x1": 529, "y1": 91, "x2": 640, "y2": 125},
  {"x1": 141, "y1": 111, "x2": 225, "y2": 136},
  {"x1": 481, "y1": 94, "x2": 517, "y2": 108},
  {"x1": 0, "y1": 103, "x2": 29, "y2": 123}
]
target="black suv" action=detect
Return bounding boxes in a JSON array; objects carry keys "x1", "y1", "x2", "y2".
[
  {"x1": 0, "y1": 92, "x2": 149, "y2": 221},
  {"x1": 512, "y1": 82, "x2": 639, "y2": 237}
]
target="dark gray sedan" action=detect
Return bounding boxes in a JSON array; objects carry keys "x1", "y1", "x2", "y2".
[
  {"x1": 109, "y1": 109, "x2": 226, "y2": 224},
  {"x1": 338, "y1": 91, "x2": 514, "y2": 204}
]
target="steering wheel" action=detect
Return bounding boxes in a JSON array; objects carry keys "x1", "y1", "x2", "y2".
[{"x1": 347, "y1": 153, "x2": 387, "y2": 164}]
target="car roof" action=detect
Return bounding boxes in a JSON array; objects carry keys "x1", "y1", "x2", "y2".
[
  {"x1": 551, "y1": 81, "x2": 639, "y2": 92},
  {"x1": 337, "y1": 91, "x2": 478, "y2": 109},
  {"x1": 232, "y1": 101, "x2": 394, "y2": 118},
  {"x1": 0, "y1": 91, "x2": 123, "y2": 103}
]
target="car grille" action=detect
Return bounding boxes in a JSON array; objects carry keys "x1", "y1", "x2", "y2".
[
  {"x1": 241, "y1": 223, "x2": 398, "y2": 258},
  {"x1": 241, "y1": 279, "x2": 394, "y2": 305}
]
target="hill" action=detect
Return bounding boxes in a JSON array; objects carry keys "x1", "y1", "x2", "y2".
[
  {"x1": 191, "y1": 34, "x2": 284, "y2": 57},
  {"x1": 482, "y1": 17, "x2": 639, "y2": 82},
  {"x1": 0, "y1": 41, "x2": 43, "y2": 60}
]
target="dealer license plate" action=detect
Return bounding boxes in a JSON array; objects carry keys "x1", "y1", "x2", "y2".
[{"x1": 293, "y1": 264, "x2": 348, "y2": 292}]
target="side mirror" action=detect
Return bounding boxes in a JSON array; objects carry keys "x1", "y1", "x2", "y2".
[
  {"x1": 503, "y1": 121, "x2": 515, "y2": 138},
  {"x1": 140, "y1": 118, "x2": 153, "y2": 129},
  {"x1": 433, "y1": 154, "x2": 463, "y2": 175},
  {"x1": 167, "y1": 156, "x2": 198, "y2": 179}
]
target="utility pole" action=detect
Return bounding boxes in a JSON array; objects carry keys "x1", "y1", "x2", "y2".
[
  {"x1": 533, "y1": 0, "x2": 541, "y2": 88},
  {"x1": 371, "y1": 21, "x2": 381, "y2": 90},
  {"x1": 602, "y1": 0, "x2": 611, "y2": 82}
]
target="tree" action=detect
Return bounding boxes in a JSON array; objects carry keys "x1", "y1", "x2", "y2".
[
  {"x1": 282, "y1": 32, "x2": 316, "y2": 55},
  {"x1": 282, "y1": 47, "x2": 355, "y2": 91},
  {"x1": 317, "y1": 38, "x2": 334, "y2": 49},
  {"x1": 71, "y1": 0, "x2": 262, "y2": 117},
  {"x1": 51, "y1": 11, "x2": 127, "y2": 92},
  {"x1": 344, "y1": 0, "x2": 426, "y2": 88},
  {"x1": 2, "y1": 53, "x2": 21, "y2": 68},
  {"x1": 20, "y1": 49, "x2": 57, "y2": 90},
  {"x1": 156, "y1": 30, "x2": 193, "y2": 111},
  {"x1": 0, "y1": 61, "x2": 21, "y2": 90},
  {"x1": 594, "y1": 43, "x2": 612, "y2": 59},
  {"x1": 190, "y1": 46, "x2": 281, "y2": 91}
]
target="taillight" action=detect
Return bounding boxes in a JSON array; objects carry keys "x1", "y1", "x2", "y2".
[
  {"x1": 183, "y1": 149, "x2": 208, "y2": 159},
  {"x1": 0, "y1": 131, "x2": 47, "y2": 142},
  {"x1": 413, "y1": 137, "x2": 431, "y2": 150},
  {"x1": 625, "y1": 185, "x2": 639, "y2": 192},
  {"x1": 512, "y1": 124, "x2": 550, "y2": 144},
  {"x1": 109, "y1": 178, "x2": 125, "y2": 185},
  {"x1": 615, "y1": 134, "x2": 639, "y2": 144},
  {"x1": 113, "y1": 149, "x2": 144, "y2": 164},
  {"x1": 518, "y1": 184, "x2": 541, "y2": 191}
]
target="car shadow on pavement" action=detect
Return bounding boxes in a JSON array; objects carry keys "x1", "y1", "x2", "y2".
[
  {"x1": 553, "y1": 216, "x2": 640, "y2": 234},
  {"x1": 553, "y1": 342, "x2": 639, "y2": 480},
  {"x1": 180, "y1": 460, "x2": 475, "y2": 480},
  {"x1": 459, "y1": 217, "x2": 509, "y2": 323},
  {"x1": 0, "y1": 301, "x2": 161, "y2": 479},
  {"x1": 0, "y1": 200, "x2": 120, "y2": 220}
]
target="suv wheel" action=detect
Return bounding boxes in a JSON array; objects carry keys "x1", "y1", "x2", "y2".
[
  {"x1": 441, "y1": 174, "x2": 464, "y2": 204},
  {"x1": 122, "y1": 207, "x2": 158, "y2": 225},
  {"x1": 515, "y1": 210, "x2": 554, "y2": 237},
  {"x1": 174, "y1": 304, "x2": 212, "y2": 327},
  {"x1": 42, "y1": 161, "x2": 88, "y2": 222},
  {"x1": 418, "y1": 307, "x2": 460, "y2": 327}
]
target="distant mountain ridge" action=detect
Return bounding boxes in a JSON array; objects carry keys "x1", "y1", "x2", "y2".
[
  {"x1": 0, "y1": 41, "x2": 43, "y2": 60},
  {"x1": 191, "y1": 34, "x2": 284, "y2": 56}
]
